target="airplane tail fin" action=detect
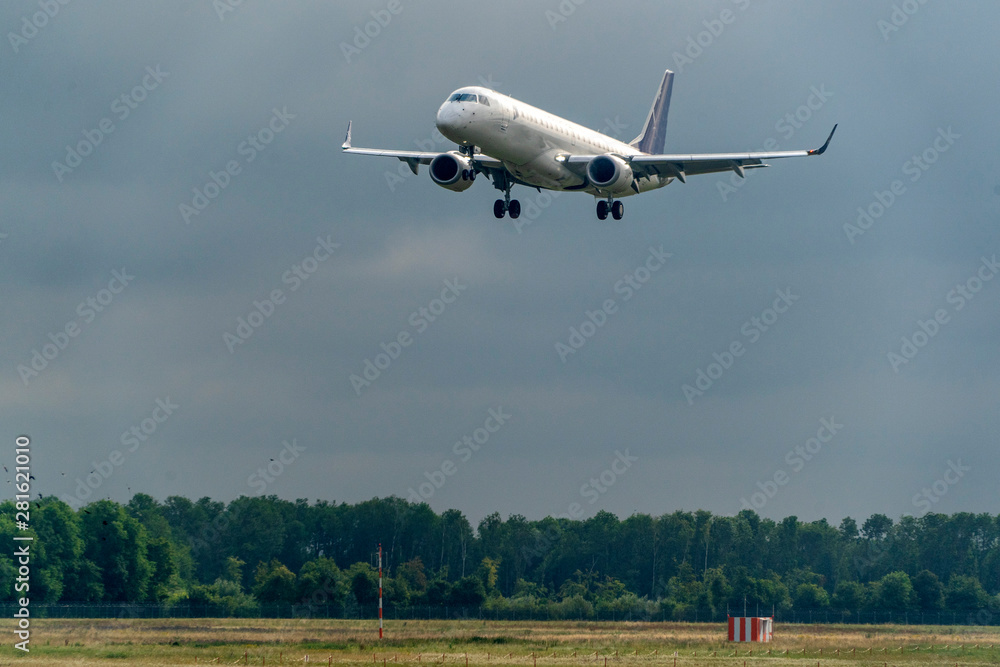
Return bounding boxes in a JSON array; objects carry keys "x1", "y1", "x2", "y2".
[{"x1": 630, "y1": 69, "x2": 674, "y2": 154}]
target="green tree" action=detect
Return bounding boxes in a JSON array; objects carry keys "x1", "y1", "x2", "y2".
[
  {"x1": 476, "y1": 556, "x2": 500, "y2": 596},
  {"x1": 32, "y1": 499, "x2": 85, "y2": 602},
  {"x1": 945, "y1": 575, "x2": 989, "y2": 610},
  {"x1": 873, "y1": 571, "x2": 915, "y2": 610},
  {"x1": 424, "y1": 577, "x2": 452, "y2": 606},
  {"x1": 512, "y1": 578, "x2": 547, "y2": 599},
  {"x1": 705, "y1": 568, "x2": 732, "y2": 610},
  {"x1": 188, "y1": 579, "x2": 260, "y2": 616},
  {"x1": 839, "y1": 517, "x2": 859, "y2": 541},
  {"x1": 449, "y1": 575, "x2": 487, "y2": 606},
  {"x1": 222, "y1": 556, "x2": 246, "y2": 586},
  {"x1": 383, "y1": 575, "x2": 411, "y2": 605},
  {"x1": 347, "y1": 562, "x2": 379, "y2": 605},
  {"x1": 398, "y1": 557, "x2": 428, "y2": 595},
  {"x1": 79, "y1": 500, "x2": 153, "y2": 601},
  {"x1": 861, "y1": 514, "x2": 893, "y2": 542},
  {"x1": 794, "y1": 583, "x2": 830, "y2": 609},
  {"x1": 223, "y1": 496, "x2": 287, "y2": 587},
  {"x1": 832, "y1": 580, "x2": 865, "y2": 610},
  {"x1": 912, "y1": 570, "x2": 945, "y2": 610},
  {"x1": 296, "y1": 557, "x2": 345, "y2": 607},
  {"x1": 253, "y1": 559, "x2": 297, "y2": 604},
  {"x1": 146, "y1": 536, "x2": 179, "y2": 601}
]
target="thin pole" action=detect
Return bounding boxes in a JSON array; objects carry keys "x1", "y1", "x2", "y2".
[{"x1": 379, "y1": 543, "x2": 384, "y2": 639}]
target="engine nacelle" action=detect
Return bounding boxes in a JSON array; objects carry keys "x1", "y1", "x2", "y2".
[
  {"x1": 587, "y1": 154, "x2": 634, "y2": 195},
  {"x1": 430, "y1": 152, "x2": 475, "y2": 192}
]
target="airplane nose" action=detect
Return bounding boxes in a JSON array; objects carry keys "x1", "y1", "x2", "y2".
[{"x1": 436, "y1": 105, "x2": 462, "y2": 133}]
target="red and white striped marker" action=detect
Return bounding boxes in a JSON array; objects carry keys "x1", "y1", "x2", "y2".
[{"x1": 378, "y1": 543, "x2": 383, "y2": 639}]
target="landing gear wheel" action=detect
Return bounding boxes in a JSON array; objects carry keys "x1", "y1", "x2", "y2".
[
  {"x1": 596, "y1": 200, "x2": 609, "y2": 220},
  {"x1": 611, "y1": 201, "x2": 624, "y2": 220},
  {"x1": 508, "y1": 200, "x2": 521, "y2": 219},
  {"x1": 494, "y1": 199, "x2": 506, "y2": 219}
]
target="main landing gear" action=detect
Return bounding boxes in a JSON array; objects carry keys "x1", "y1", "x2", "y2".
[
  {"x1": 492, "y1": 172, "x2": 520, "y2": 219},
  {"x1": 494, "y1": 198, "x2": 520, "y2": 219},
  {"x1": 596, "y1": 198, "x2": 624, "y2": 221}
]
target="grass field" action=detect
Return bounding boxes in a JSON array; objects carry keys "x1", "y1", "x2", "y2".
[{"x1": 1, "y1": 618, "x2": 998, "y2": 666}]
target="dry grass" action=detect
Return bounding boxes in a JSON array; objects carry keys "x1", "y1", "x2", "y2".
[{"x1": 0, "y1": 618, "x2": 997, "y2": 666}]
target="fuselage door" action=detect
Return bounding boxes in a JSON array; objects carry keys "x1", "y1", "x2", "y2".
[{"x1": 499, "y1": 100, "x2": 512, "y2": 132}]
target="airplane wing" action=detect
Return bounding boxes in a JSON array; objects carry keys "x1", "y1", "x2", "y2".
[
  {"x1": 341, "y1": 121, "x2": 504, "y2": 175},
  {"x1": 561, "y1": 125, "x2": 837, "y2": 183}
]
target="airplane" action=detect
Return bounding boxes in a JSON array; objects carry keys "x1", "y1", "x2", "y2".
[{"x1": 342, "y1": 69, "x2": 836, "y2": 220}]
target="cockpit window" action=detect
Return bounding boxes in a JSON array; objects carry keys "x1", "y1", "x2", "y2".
[{"x1": 449, "y1": 93, "x2": 488, "y2": 104}]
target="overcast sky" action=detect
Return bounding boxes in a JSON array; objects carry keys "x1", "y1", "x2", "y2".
[{"x1": 4, "y1": 1, "x2": 999, "y2": 529}]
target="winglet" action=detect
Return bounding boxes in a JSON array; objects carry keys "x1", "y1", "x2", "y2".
[
  {"x1": 342, "y1": 121, "x2": 353, "y2": 149},
  {"x1": 808, "y1": 124, "x2": 837, "y2": 155}
]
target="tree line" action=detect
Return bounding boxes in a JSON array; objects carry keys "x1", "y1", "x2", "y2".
[{"x1": 2, "y1": 495, "x2": 999, "y2": 620}]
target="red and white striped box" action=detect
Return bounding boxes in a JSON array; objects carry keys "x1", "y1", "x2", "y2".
[{"x1": 728, "y1": 617, "x2": 772, "y2": 642}]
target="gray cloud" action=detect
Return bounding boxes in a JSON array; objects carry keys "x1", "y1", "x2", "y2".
[{"x1": 3, "y1": 1, "x2": 999, "y2": 527}]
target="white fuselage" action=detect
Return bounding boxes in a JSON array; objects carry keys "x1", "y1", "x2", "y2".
[{"x1": 435, "y1": 86, "x2": 671, "y2": 197}]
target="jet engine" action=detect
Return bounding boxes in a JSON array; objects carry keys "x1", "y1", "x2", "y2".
[
  {"x1": 430, "y1": 152, "x2": 475, "y2": 192},
  {"x1": 587, "y1": 154, "x2": 635, "y2": 195}
]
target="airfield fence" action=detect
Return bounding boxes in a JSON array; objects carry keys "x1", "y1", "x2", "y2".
[{"x1": 2, "y1": 603, "x2": 998, "y2": 625}]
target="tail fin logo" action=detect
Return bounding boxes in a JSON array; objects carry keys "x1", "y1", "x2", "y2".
[{"x1": 631, "y1": 70, "x2": 674, "y2": 154}]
